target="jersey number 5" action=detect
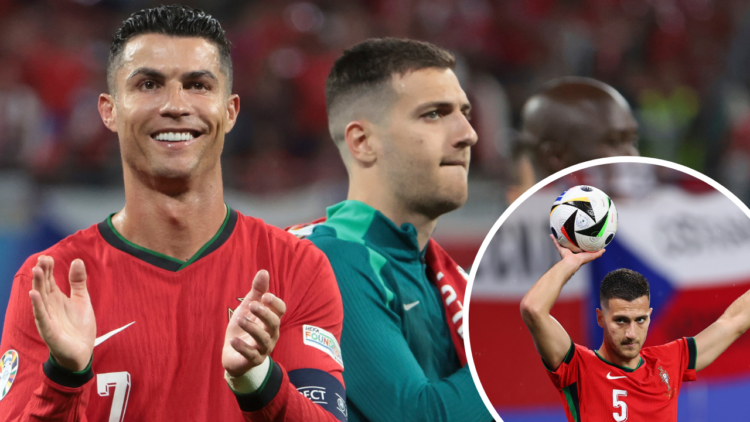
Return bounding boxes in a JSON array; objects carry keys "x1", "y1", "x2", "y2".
[
  {"x1": 97, "y1": 371, "x2": 131, "y2": 422},
  {"x1": 612, "y1": 389, "x2": 628, "y2": 422}
]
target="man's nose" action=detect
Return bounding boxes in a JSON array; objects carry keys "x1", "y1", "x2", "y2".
[{"x1": 160, "y1": 83, "x2": 191, "y2": 118}]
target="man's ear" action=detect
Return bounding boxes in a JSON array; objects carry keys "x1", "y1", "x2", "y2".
[
  {"x1": 344, "y1": 120, "x2": 377, "y2": 166},
  {"x1": 596, "y1": 308, "x2": 604, "y2": 328},
  {"x1": 98, "y1": 93, "x2": 117, "y2": 133},
  {"x1": 224, "y1": 94, "x2": 240, "y2": 133}
]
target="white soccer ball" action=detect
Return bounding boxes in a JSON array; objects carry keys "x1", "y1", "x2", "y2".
[{"x1": 549, "y1": 185, "x2": 618, "y2": 253}]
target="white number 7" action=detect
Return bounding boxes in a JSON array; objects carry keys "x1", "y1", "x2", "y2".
[
  {"x1": 97, "y1": 371, "x2": 131, "y2": 422},
  {"x1": 612, "y1": 389, "x2": 628, "y2": 422}
]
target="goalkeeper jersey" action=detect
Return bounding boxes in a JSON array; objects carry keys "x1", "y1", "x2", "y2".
[
  {"x1": 0, "y1": 207, "x2": 348, "y2": 421},
  {"x1": 547, "y1": 337, "x2": 697, "y2": 422}
]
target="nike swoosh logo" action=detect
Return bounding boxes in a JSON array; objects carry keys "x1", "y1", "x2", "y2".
[
  {"x1": 607, "y1": 372, "x2": 627, "y2": 380},
  {"x1": 403, "y1": 301, "x2": 420, "y2": 311},
  {"x1": 95, "y1": 322, "x2": 135, "y2": 347}
]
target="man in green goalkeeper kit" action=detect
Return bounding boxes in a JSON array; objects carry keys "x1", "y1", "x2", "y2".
[{"x1": 288, "y1": 38, "x2": 493, "y2": 421}]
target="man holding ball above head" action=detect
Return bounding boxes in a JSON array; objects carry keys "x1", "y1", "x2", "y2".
[
  {"x1": 0, "y1": 5, "x2": 347, "y2": 421},
  {"x1": 521, "y1": 230, "x2": 750, "y2": 421}
]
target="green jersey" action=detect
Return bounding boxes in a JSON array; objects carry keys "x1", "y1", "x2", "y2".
[{"x1": 307, "y1": 200, "x2": 492, "y2": 422}]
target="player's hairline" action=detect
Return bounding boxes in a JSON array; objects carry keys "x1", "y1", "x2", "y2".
[
  {"x1": 107, "y1": 33, "x2": 233, "y2": 97},
  {"x1": 328, "y1": 65, "x2": 457, "y2": 145},
  {"x1": 599, "y1": 293, "x2": 651, "y2": 310}
]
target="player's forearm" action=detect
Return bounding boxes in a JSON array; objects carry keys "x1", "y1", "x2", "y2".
[
  {"x1": 520, "y1": 258, "x2": 579, "y2": 324},
  {"x1": 719, "y1": 288, "x2": 750, "y2": 337}
]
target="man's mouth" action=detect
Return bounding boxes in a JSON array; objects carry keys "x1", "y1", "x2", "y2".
[
  {"x1": 440, "y1": 159, "x2": 468, "y2": 168},
  {"x1": 151, "y1": 131, "x2": 201, "y2": 142}
]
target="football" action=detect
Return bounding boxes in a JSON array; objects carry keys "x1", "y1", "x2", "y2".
[{"x1": 549, "y1": 185, "x2": 618, "y2": 252}]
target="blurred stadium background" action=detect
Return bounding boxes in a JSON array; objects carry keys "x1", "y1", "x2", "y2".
[{"x1": 1, "y1": 0, "x2": 750, "y2": 420}]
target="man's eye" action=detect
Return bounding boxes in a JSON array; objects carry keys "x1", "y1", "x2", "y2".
[
  {"x1": 142, "y1": 81, "x2": 156, "y2": 90},
  {"x1": 424, "y1": 111, "x2": 440, "y2": 120},
  {"x1": 191, "y1": 82, "x2": 207, "y2": 90}
]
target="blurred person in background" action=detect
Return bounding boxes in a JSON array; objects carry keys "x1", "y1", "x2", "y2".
[
  {"x1": 0, "y1": 5, "x2": 348, "y2": 421},
  {"x1": 505, "y1": 77, "x2": 640, "y2": 203},
  {"x1": 289, "y1": 38, "x2": 493, "y2": 422}
]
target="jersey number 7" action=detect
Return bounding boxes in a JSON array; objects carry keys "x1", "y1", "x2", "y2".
[{"x1": 97, "y1": 371, "x2": 132, "y2": 422}]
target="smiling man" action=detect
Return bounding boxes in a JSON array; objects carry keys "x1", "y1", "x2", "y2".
[
  {"x1": 0, "y1": 6, "x2": 347, "y2": 421},
  {"x1": 521, "y1": 236, "x2": 750, "y2": 421},
  {"x1": 288, "y1": 38, "x2": 492, "y2": 421}
]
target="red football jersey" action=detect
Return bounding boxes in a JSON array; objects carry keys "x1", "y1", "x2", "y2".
[
  {"x1": 0, "y1": 208, "x2": 348, "y2": 421},
  {"x1": 547, "y1": 338, "x2": 697, "y2": 422}
]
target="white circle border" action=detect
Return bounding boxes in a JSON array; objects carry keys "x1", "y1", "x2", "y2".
[{"x1": 463, "y1": 156, "x2": 750, "y2": 422}]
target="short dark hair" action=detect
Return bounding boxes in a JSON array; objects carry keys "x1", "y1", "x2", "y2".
[
  {"x1": 325, "y1": 38, "x2": 455, "y2": 144},
  {"x1": 107, "y1": 5, "x2": 232, "y2": 94},
  {"x1": 600, "y1": 268, "x2": 650, "y2": 307}
]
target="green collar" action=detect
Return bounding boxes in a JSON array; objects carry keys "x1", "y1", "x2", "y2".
[
  {"x1": 98, "y1": 205, "x2": 237, "y2": 271},
  {"x1": 324, "y1": 200, "x2": 426, "y2": 260},
  {"x1": 594, "y1": 350, "x2": 644, "y2": 372}
]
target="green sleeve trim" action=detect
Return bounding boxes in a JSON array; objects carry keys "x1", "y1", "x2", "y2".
[
  {"x1": 225, "y1": 356, "x2": 275, "y2": 395},
  {"x1": 563, "y1": 339, "x2": 575, "y2": 364},
  {"x1": 48, "y1": 353, "x2": 92, "y2": 374},
  {"x1": 687, "y1": 337, "x2": 697, "y2": 370},
  {"x1": 256, "y1": 356, "x2": 275, "y2": 394},
  {"x1": 542, "y1": 339, "x2": 574, "y2": 372}
]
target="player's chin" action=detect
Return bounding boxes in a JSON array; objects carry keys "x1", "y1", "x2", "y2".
[
  {"x1": 620, "y1": 343, "x2": 641, "y2": 356},
  {"x1": 148, "y1": 161, "x2": 200, "y2": 180}
]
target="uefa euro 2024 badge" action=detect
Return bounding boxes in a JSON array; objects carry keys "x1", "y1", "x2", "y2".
[{"x1": 0, "y1": 350, "x2": 19, "y2": 401}]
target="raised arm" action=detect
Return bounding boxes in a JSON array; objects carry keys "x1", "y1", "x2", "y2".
[
  {"x1": 0, "y1": 255, "x2": 97, "y2": 421},
  {"x1": 520, "y1": 235, "x2": 604, "y2": 370},
  {"x1": 693, "y1": 287, "x2": 750, "y2": 371}
]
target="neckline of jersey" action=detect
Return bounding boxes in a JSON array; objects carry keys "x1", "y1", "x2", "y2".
[
  {"x1": 99, "y1": 204, "x2": 236, "y2": 272},
  {"x1": 324, "y1": 200, "x2": 426, "y2": 257},
  {"x1": 593, "y1": 349, "x2": 644, "y2": 372}
]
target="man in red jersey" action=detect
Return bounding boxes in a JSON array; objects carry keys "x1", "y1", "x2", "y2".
[
  {"x1": 520, "y1": 236, "x2": 750, "y2": 421},
  {"x1": 0, "y1": 5, "x2": 346, "y2": 421}
]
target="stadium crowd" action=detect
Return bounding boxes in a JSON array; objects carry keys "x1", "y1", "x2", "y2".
[{"x1": 0, "y1": 0, "x2": 748, "y2": 201}]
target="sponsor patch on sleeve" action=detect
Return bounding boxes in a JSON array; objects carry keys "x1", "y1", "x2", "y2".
[
  {"x1": 0, "y1": 350, "x2": 19, "y2": 401},
  {"x1": 303, "y1": 325, "x2": 344, "y2": 368}
]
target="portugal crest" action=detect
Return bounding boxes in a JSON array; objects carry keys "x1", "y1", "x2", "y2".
[{"x1": 658, "y1": 366, "x2": 674, "y2": 399}]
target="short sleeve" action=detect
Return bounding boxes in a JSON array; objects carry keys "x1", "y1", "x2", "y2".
[
  {"x1": 682, "y1": 337, "x2": 698, "y2": 382},
  {"x1": 545, "y1": 340, "x2": 581, "y2": 390},
  {"x1": 644, "y1": 337, "x2": 697, "y2": 383}
]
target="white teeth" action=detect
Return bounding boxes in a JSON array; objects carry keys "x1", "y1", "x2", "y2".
[{"x1": 154, "y1": 132, "x2": 195, "y2": 142}]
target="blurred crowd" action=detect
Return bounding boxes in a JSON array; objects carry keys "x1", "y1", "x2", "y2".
[{"x1": 1, "y1": 0, "x2": 750, "y2": 202}]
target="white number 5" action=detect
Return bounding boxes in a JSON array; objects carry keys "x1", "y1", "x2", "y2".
[
  {"x1": 97, "y1": 371, "x2": 131, "y2": 422},
  {"x1": 612, "y1": 389, "x2": 628, "y2": 422}
]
